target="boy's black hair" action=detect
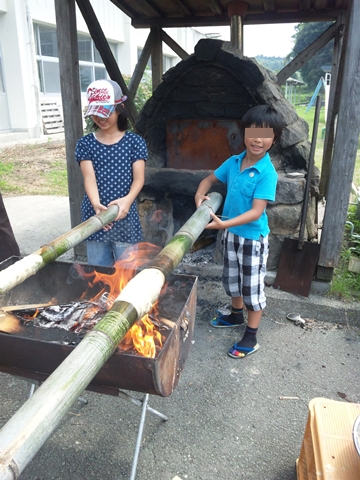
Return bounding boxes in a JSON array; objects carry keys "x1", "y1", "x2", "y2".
[{"x1": 241, "y1": 105, "x2": 284, "y2": 144}]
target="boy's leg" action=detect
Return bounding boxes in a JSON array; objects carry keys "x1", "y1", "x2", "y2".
[
  {"x1": 211, "y1": 231, "x2": 245, "y2": 328},
  {"x1": 86, "y1": 241, "x2": 114, "y2": 267},
  {"x1": 228, "y1": 235, "x2": 268, "y2": 358}
]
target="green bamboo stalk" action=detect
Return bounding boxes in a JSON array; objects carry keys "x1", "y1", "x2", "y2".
[
  {"x1": 0, "y1": 205, "x2": 119, "y2": 296},
  {"x1": 0, "y1": 192, "x2": 222, "y2": 479}
]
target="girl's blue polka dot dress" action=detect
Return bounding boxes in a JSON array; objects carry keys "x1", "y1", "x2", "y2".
[{"x1": 75, "y1": 131, "x2": 147, "y2": 243}]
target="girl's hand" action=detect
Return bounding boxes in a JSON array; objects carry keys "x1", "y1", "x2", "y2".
[
  {"x1": 205, "y1": 212, "x2": 224, "y2": 230},
  {"x1": 92, "y1": 203, "x2": 113, "y2": 231},
  {"x1": 108, "y1": 198, "x2": 131, "y2": 221},
  {"x1": 195, "y1": 193, "x2": 210, "y2": 208}
]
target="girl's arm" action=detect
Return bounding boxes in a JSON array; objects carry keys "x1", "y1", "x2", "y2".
[
  {"x1": 108, "y1": 159, "x2": 145, "y2": 221},
  {"x1": 80, "y1": 160, "x2": 107, "y2": 214},
  {"x1": 206, "y1": 199, "x2": 268, "y2": 230},
  {"x1": 195, "y1": 173, "x2": 220, "y2": 208}
]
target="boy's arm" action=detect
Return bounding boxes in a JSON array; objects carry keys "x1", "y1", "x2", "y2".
[
  {"x1": 108, "y1": 159, "x2": 145, "y2": 221},
  {"x1": 206, "y1": 199, "x2": 268, "y2": 230},
  {"x1": 195, "y1": 173, "x2": 219, "y2": 208}
]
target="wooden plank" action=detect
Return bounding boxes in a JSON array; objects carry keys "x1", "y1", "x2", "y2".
[
  {"x1": 131, "y1": 10, "x2": 346, "y2": 28},
  {"x1": 319, "y1": 14, "x2": 345, "y2": 197},
  {"x1": 173, "y1": 0, "x2": 193, "y2": 16},
  {"x1": 318, "y1": 0, "x2": 360, "y2": 274},
  {"x1": 160, "y1": 30, "x2": 190, "y2": 60},
  {"x1": 299, "y1": 0, "x2": 312, "y2": 10},
  {"x1": 208, "y1": 0, "x2": 223, "y2": 15},
  {"x1": 151, "y1": 26, "x2": 163, "y2": 91},
  {"x1": 54, "y1": 0, "x2": 84, "y2": 234},
  {"x1": 75, "y1": 0, "x2": 138, "y2": 126},
  {"x1": 276, "y1": 22, "x2": 338, "y2": 86},
  {"x1": 263, "y1": 0, "x2": 276, "y2": 13},
  {"x1": 314, "y1": 0, "x2": 329, "y2": 9}
]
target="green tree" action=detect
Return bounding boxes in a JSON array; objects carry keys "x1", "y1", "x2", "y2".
[{"x1": 287, "y1": 22, "x2": 334, "y2": 90}]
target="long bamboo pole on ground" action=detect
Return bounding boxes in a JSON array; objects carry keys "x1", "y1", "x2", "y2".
[
  {"x1": 0, "y1": 193, "x2": 223, "y2": 480},
  {"x1": 0, "y1": 206, "x2": 119, "y2": 296}
]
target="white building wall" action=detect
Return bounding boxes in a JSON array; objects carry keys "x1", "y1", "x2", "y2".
[
  {"x1": 0, "y1": 0, "x2": 41, "y2": 136},
  {"x1": 0, "y1": 0, "x2": 206, "y2": 142}
]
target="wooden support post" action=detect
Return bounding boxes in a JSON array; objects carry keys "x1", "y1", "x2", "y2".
[
  {"x1": 319, "y1": 14, "x2": 346, "y2": 198},
  {"x1": 75, "y1": 0, "x2": 138, "y2": 126},
  {"x1": 128, "y1": 29, "x2": 157, "y2": 100},
  {"x1": 151, "y1": 26, "x2": 163, "y2": 91},
  {"x1": 54, "y1": 0, "x2": 84, "y2": 242},
  {"x1": 227, "y1": 1, "x2": 249, "y2": 55},
  {"x1": 317, "y1": 1, "x2": 360, "y2": 280}
]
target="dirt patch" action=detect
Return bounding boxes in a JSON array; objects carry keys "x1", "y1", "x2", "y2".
[{"x1": 0, "y1": 141, "x2": 67, "y2": 196}]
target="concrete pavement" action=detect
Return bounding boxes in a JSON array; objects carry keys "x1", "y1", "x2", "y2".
[{"x1": 0, "y1": 195, "x2": 359, "y2": 480}]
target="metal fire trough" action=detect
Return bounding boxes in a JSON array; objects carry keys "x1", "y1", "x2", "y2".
[
  {"x1": 0, "y1": 257, "x2": 197, "y2": 397},
  {"x1": 0, "y1": 257, "x2": 197, "y2": 478}
]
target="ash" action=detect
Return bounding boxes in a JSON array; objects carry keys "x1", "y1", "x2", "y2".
[{"x1": 179, "y1": 244, "x2": 215, "y2": 267}]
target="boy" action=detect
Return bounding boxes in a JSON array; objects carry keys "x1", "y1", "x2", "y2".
[{"x1": 195, "y1": 105, "x2": 284, "y2": 358}]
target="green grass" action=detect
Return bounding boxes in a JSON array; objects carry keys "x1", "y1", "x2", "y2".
[{"x1": 0, "y1": 161, "x2": 15, "y2": 190}]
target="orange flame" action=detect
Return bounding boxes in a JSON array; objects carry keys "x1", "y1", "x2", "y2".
[{"x1": 76, "y1": 243, "x2": 164, "y2": 357}]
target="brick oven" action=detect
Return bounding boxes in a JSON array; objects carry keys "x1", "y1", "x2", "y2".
[{"x1": 136, "y1": 38, "x2": 319, "y2": 270}]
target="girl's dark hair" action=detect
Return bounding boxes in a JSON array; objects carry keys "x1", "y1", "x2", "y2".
[
  {"x1": 241, "y1": 105, "x2": 284, "y2": 144},
  {"x1": 115, "y1": 103, "x2": 130, "y2": 131}
]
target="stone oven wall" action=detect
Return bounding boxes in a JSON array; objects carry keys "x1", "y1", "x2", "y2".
[{"x1": 135, "y1": 38, "x2": 320, "y2": 270}]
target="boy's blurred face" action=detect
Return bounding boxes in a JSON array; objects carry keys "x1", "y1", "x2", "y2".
[{"x1": 244, "y1": 126, "x2": 275, "y2": 160}]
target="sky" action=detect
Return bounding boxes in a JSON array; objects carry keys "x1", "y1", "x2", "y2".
[{"x1": 196, "y1": 23, "x2": 297, "y2": 58}]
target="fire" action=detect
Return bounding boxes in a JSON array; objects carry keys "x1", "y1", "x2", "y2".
[{"x1": 76, "y1": 242, "x2": 164, "y2": 357}]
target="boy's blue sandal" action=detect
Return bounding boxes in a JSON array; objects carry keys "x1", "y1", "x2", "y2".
[
  {"x1": 210, "y1": 311, "x2": 244, "y2": 328},
  {"x1": 227, "y1": 343, "x2": 259, "y2": 358}
]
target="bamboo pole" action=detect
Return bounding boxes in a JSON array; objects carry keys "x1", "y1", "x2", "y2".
[
  {"x1": 0, "y1": 206, "x2": 119, "y2": 296},
  {"x1": 0, "y1": 193, "x2": 222, "y2": 479}
]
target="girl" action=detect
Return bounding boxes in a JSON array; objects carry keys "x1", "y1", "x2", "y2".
[{"x1": 75, "y1": 79, "x2": 147, "y2": 266}]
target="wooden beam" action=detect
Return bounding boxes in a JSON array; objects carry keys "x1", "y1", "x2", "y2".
[
  {"x1": 54, "y1": 0, "x2": 84, "y2": 233},
  {"x1": 208, "y1": 0, "x2": 224, "y2": 15},
  {"x1": 263, "y1": 0, "x2": 276, "y2": 13},
  {"x1": 151, "y1": 26, "x2": 163, "y2": 91},
  {"x1": 276, "y1": 22, "x2": 338, "y2": 86},
  {"x1": 138, "y1": 0, "x2": 162, "y2": 17},
  {"x1": 299, "y1": 0, "x2": 312, "y2": 10},
  {"x1": 160, "y1": 30, "x2": 190, "y2": 60},
  {"x1": 110, "y1": 0, "x2": 139, "y2": 19},
  {"x1": 319, "y1": 14, "x2": 345, "y2": 197},
  {"x1": 131, "y1": 10, "x2": 346, "y2": 28},
  {"x1": 128, "y1": 29, "x2": 157, "y2": 99},
  {"x1": 318, "y1": 0, "x2": 360, "y2": 276},
  {"x1": 314, "y1": 0, "x2": 329, "y2": 9},
  {"x1": 75, "y1": 0, "x2": 137, "y2": 126},
  {"x1": 173, "y1": 0, "x2": 193, "y2": 16}
]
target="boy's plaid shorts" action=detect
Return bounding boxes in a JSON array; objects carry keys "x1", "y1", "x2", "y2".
[{"x1": 222, "y1": 230, "x2": 269, "y2": 312}]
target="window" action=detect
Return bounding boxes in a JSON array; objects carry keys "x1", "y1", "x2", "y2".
[{"x1": 34, "y1": 24, "x2": 116, "y2": 94}]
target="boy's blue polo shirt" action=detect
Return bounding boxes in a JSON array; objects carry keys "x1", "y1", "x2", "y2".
[{"x1": 214, "y1": 150, "x2": 278, "y2": 240}]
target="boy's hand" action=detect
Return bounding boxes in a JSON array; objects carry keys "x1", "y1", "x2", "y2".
[
  {"x1": 206, "y1": 212, "x2": 224, "y2": 230},
  {"x1": 195, "y1": 193, "x2": 210, "y2": 208}
]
